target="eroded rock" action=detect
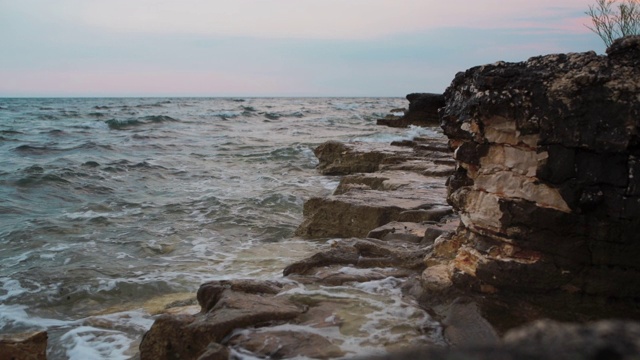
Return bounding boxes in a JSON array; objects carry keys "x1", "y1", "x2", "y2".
[
  {"x1": 0, "y1": 331, "x2": 48, "y2": 360},
  {"x1": 441, "y1": 35, "x2": 640, "y2": 296},
  {"x1": 377, "y1": 93, "x2": 445, "y2": 128}
]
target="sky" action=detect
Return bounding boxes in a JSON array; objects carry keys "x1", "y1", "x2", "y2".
[{"x1": 0, "y1": 0, "x2": 605, "y2": 97}]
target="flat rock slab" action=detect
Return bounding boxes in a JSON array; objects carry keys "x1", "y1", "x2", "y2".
[
  {"x1": 296, "y1": 185, "x2": 451, "y2": 239},
  {"x1": 229, "y1": 330, "x2": 346, "y2": 359},
  {"x1": 314, "y1": 136, "x2": 452, "y2": 176},
  {"x1": 284, "y1": 237, "x2": 429, "y2": 277}
]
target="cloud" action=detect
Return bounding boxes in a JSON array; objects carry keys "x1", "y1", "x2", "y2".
[{"x1": 7, "y1": 0, "x2": 595, "y2": 40}]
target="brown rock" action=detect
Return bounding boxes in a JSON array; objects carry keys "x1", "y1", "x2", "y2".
[
  {"x1": 229, "y1": 330, "x2": 345, "y2": 359},
  {"x1": 441, "y1": 35, "x2": 640, "y2": 296},
  {"x1": 295, "y1": 182, "x2": 450, "y2": 239},
  {"x1": 283, "y1": 237, "x2": 429, "y2": 277},
  {"x1": 139, "y1": 280, "x2": 305, "y2": 359},
  {"x1": 0, "y1": 331, "x2": 47, "y2": 360}
]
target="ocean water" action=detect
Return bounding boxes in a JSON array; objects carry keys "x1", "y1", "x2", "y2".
[{"x1": 0, "y1": 97, "x2": 443, "y2": 359}]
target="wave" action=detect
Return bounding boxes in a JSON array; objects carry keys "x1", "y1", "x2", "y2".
[
  {"x1": 105, "y1": 115, "x2": 178, "y2": 130},
  {"x1": 0, "y1": 130, "x2": 22, "y2": 135},
  {"x1": 14, "y1": 144, "x2": 56, "y2": 155},
  {"x1": 14, "y1": 173, "x2": 71, "y2": 187}
]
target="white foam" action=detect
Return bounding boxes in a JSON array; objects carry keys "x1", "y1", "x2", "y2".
[
  {"x1": 61, "y1": 326, "x2": 132, "y2": 360},
  {"x1": 0, "y1": 304, "x2": 70, "y2": 330}
]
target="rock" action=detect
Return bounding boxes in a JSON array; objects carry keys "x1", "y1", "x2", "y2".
[
  {"x1": 441, "y1": 35, "x2": 640, "y2": 296},
  {"x1": 314, "y1": 141, "x2": 413, "y2": 176},
  {"x1": 442, "y1": 297, "x2": 499, "y2": 347},
  {"x1": 294, "y1": 187, "x2": 450, "y2": 239},
  {"x1": 0, "y1": 331, "x2": 48, "y2": 360},
  {"x1": 139, "y1": 279, "x2": 305, "y2": 359},
  {"x1": 228, "y1": 330, "x2": 345, "y2": 359},
  {"x1": 359, "y1": 320, "x2": 640, "y2": 360},
  {"x1": 377, "y1": 93, "x2": 445, "y2": 128},
  {"x1": 367, "y1": 221, "x2": 430, "y2": 243},
  {"x1": 283, "y1": 237, "x2": 429, "y2": 276},
  {"x1": 314, "y1": 136, "x2": 453, "y2": 177},
  {"x1": 503, "y1": 319, "x2": 640, "y2": 359}
]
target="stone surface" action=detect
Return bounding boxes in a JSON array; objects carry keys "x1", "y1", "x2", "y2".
[
  {"x1": 361, "y1": 320, "x2": 640, "y2": 360},
  {"x1": 228, "y1": 330, "x2": 345, "y2": 359},
  {"x1": 0, "y1": 331, "x2": 48, "y2": 360},
  {"x1": 294, "y1": 187, "x2": 451, "y2": 239},
  {"x1": 139, "y1": 279, "x2": 305, "y2": 360},
  {"x1": 441, "y1": 35, "x2": 640, "y2": 296},
  {"x1": 377, "y1": 93, "x2": 445, "y2": 128},
  {"x1": 283, "y1": 237, "x2": 429, "y2": 277}
]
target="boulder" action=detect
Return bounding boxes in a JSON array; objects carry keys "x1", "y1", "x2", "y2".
[
  {"x1": 377, "y1": 93, "x2": 445, "y2": 128},
  {"x1": 0, "y1": 331, "x2": 48, "y2": 360},
  {"x1": 139, "y1": 280, "x2": 305, "y2": 359},
  {"x1": 441, "y1": 35, "x2": 640, "y2": 296}
]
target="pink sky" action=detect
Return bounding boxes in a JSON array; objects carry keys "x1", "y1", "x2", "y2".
[{"x1": 0, "y1": 0, "x2": 604, "y2": 96}]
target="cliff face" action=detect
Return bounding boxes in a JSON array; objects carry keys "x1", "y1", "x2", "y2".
[{"x1": 441, "y1": 36, "x2": 640, "y2": 296}]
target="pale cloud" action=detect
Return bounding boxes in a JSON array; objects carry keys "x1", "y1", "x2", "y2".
[
  {"x1": 0, "y1": 0, "x2": 604, "y2": 96},
  {"x1": 9, "y1": 0, "x2": 594, "y2": 40}
]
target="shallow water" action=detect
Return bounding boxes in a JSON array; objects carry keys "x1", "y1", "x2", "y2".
[{"x1": 0, "y1": 97, "x2": 443, "y2": 358}]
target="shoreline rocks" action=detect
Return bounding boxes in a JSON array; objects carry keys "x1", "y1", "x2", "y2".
[
  {"x1": 377, "y1": 93, "x2": 445, "y2": 128},
  {"x1": 139, "y1": 36, "x2": 640, "y2": 359},
  {"x1": 441, "y1": 35, "x2": 640, "y2": 296}
]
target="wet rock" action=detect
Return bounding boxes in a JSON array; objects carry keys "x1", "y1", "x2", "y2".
[
  {"x1": 377, "y1": 93, "x2": 445, "y2": 128},
  {"x1": 229, "y1": 330, "x2": 345, "y2": 359},
  {"x1": 284, "y1": 237, "x2": 429, "y2": 276},
  {"x1": 296, "y1": 177, "x2": 451, "y2": 238},
  {"x1": 314, "y1": 141, "x2": 413, "y2": 175},
  {"x1": 314, "y1": 136, "x2": 453, "y2": 177},
  {"x1": 0, "y1": 331, "x2": 47, "y2": 360},
  {"x1": 139, "y1": 279, "x2": 305, "y2": 360},
  {"x1": 361, "y1": 320, "x2": 640, "y2": 360},
  {"x1": 441, "y1": 35, "x2": 640, "y2": 296}
]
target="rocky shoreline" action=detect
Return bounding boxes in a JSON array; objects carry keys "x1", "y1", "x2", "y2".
[
  {"x1": 5, "y1": 36, "x2": 640, "y2": 359},
  {"x1": 138, "y1": 36, "x2": 640, "y2": 359}
]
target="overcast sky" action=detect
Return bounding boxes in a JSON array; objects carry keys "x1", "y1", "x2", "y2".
[{"x1": 1, "y1": 0, "x2": 604, "y2": 97}]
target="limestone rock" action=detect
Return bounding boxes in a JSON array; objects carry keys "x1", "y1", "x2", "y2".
[
  {"x1": 377, "y1": 93, "x2": 445, "y2": 128},
  {"x1": 314, "y1": 141, "x2": 413, "y2": 176},
  {"x1": 139, "y1": 279, "x2": 305, "y2": 360},
  {"x1": 0, "y1": 331, "x2": 47, "y2": 360},
  {"x1": 295, "y1": 187, "x2": 450, "y2": 239},
  {"x1": 228, "y1": 330, "x2": 345, "y2": 359},
  {"x1": 283, "y1": 237, "x2": 429, "y2": 277},
  {"x1": 441, "y1": 35, "x2": 640, "y2": 296}
]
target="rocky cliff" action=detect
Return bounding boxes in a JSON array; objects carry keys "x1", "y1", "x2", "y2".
[{"x1": 441, "y1": 36, "x2": 640, "y2": 296}]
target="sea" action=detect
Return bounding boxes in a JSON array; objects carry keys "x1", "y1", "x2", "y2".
[{"x1": 0, "y1": 97, "x2": 444, "y2": 359}]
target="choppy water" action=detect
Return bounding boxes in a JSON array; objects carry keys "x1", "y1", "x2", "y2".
[{"x1": 0, "y1": 97, "x2": 443, "y2": 359}]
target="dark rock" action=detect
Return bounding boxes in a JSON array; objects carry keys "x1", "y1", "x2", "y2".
[
  {"x1": 0, "y1": 331, "x2": 48, "y2": 360},
  {"x1": 359, "y1": 320, "x2": 640, "y2": 360},
  {"x1": 228, "y1": 330, "x2": 345, "y2": 359},
  {"x1": 441, "y1": 35, "x2": 640, "y2": 296},
  {"x1": 378, "y1": 93, "x2": 445, "y2": 128},
  {"x1": 139, "y1": 279, "x2": 305, "y2": 359}
]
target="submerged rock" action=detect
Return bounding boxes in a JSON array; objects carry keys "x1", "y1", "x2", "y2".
[{"x1": 441, "y1": 35, "x2": 640, "y2": 296}]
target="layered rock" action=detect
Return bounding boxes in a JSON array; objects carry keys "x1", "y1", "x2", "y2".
[
  {"x1": 297, "y1": 136, "x2": 455, "y2": 239},
  {"x1": 0, "y1": 331, "x2": 48, "y2": 360},
  {"x1": 441, "y1": 36, "x2": 640, "y2": 296},
  {"x1": 378, "y1": 93, "x2": 445, "y2": 128}
]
